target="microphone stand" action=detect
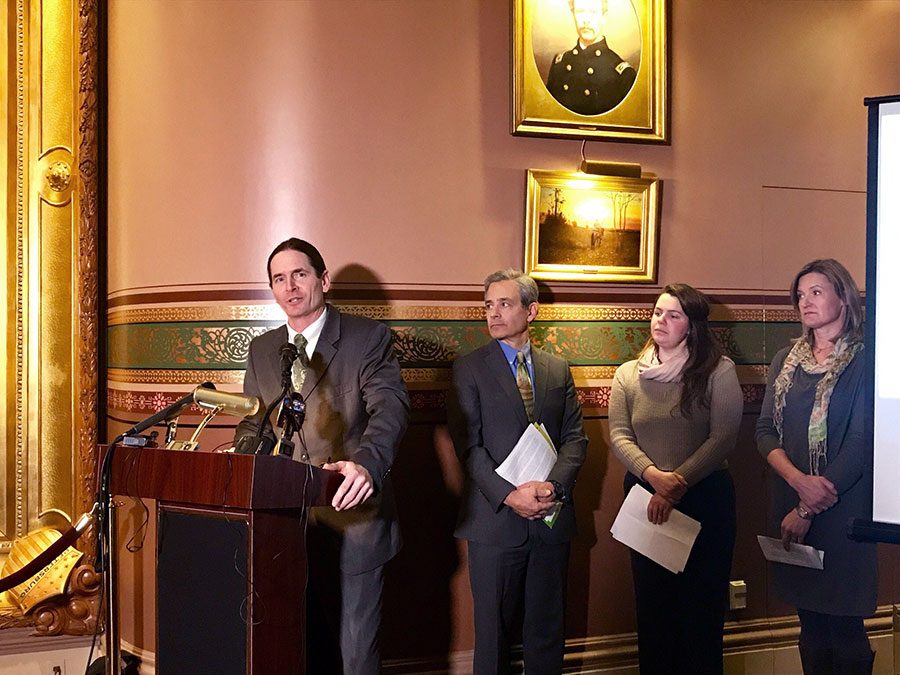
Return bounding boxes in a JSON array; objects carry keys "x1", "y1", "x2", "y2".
[
  {"x1": 252, "y1": 343, "x2": 298, "y2": 456},
  {"x1": 93, "y1": 434, "x2": 123, "y2": 675}
]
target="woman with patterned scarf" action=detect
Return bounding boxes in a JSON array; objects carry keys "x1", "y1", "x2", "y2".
[
  {"x1": 756, "y1": 259, "x2": 875, "y2": 674},
  {"x1": 609, "y1": 283, "x2": 743, "y2": 674}
]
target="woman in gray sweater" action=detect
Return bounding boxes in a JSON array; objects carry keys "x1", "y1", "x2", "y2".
[
  {"x1": 756, "y1": 259, "x2": 875, "y2": 674},
  {"x1": 609, "y1": 283, "x2": 743, "y2": 675}
]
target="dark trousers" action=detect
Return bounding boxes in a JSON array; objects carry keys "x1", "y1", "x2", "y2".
[
  {"x1": 625, "y1": 470, "x2": 736, "y2": 675},
  {"x1": 467, "y1": 535, "x2": 569, "y2": 675},
  {"x1": 306, "y1": 525, "x2": 384, "y2": 675},
  {"x1": 798, "y1": 609, "x2": 872, "y2": 670}
]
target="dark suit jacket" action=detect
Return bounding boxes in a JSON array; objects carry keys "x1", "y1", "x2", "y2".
[
  {"x1": 546, "y1": 38, "x2": 636, "y2": 116},
  {"x1": 448, "y1": 340, "x2": 587, "y2": 547},
  {"x1": 234, "y1": 305, "x2": 409, "y2": 574}
]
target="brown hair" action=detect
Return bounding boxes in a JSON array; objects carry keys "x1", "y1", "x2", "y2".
[
  {"x1": 789, "y1": 259, "x2": 863, "y2": 344},
  {"x1": 266, "y1": 238, "x2": 327, "y2": 285},
  {"x1": 642, "y1": 283, "x2": 723, "y2": 418}
]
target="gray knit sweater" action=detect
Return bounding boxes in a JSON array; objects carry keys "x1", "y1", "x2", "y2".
[{"x1": 609, "y1": 357, "x2": 743, "y2": 486}]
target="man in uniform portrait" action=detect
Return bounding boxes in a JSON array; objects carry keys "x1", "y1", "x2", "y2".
[{"x1": 545, "y1": 0, "x2": 637, "y2": 115}]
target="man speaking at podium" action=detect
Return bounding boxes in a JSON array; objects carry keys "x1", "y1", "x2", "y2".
[{"x1": 233, "y1": 238, "x2": 409, "y2": 674}]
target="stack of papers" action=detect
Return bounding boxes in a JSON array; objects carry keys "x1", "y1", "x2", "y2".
[
  {"x1": 610, "y1": 484, "x2": 702, "y2": 574},
  {"x1": 495, "y1": 423, "x2": 560, "y2": 527}
]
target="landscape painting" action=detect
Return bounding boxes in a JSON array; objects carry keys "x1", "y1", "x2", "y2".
[{"x1": 524, "y1": 169, "x2": 660, "y2": 282}]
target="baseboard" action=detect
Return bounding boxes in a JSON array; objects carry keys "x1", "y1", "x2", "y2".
[
  {"x1": 116, "y1": 606, "x2": 898, "y2": 675},
  {"x1": 382, "y1": 605, "x2": 897, "y2": 674}
]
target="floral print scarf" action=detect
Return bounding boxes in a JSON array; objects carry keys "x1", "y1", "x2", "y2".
[{"x1": 772, "y1": 336, "x2": 863, "y2": 475}]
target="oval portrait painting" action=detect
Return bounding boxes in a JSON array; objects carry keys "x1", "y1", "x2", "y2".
[{"x1": 532, "y1": 0, "x2": 642, "y2": 116}]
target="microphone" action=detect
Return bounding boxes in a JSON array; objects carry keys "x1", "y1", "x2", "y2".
[
  {"x1": 280, "y1": 342, "x2": 299, "y2": 390},
  {"x1": 274, "y1": 392, "x2": 307, "y2": 459},
  {"x1": 280, "y1": 342, "x2": 298, "y2": 370},
  {"x1": 194, "y1": 388, "x2": 260, "y2": 417},
  {"x1": 124, "y1": 382, "x2": 215, "y2": 436},
  {"x1": 276, "y1": 392, "x2": 307, "y2": 432}
]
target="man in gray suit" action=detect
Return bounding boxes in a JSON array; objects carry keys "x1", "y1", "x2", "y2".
[
  {"x1": 234, "y1": 238, "x2": 409, "y2": 675},
  {"x1": 448, "y1": 269, "x2": 587, "y2": 674}
]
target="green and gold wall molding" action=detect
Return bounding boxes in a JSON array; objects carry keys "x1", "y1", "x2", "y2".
[{"x1": 107, "y1": 296, "x2": 801, "y2": 426}]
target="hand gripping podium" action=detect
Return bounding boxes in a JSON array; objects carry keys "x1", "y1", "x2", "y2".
[{"x1": 108, "y1": 446, "x2": 342, "y2": 674}]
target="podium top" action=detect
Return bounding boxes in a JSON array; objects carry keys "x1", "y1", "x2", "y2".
[{"x1": 106, "y1": 445, "x2": 341, "y2": 510}]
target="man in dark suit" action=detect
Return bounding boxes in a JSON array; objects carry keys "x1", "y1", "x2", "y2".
[
  {"x1": 448, "y1": 269, "x2": 587, "y2": 674},
  {"x1": 545, "y1": 0, "x2": 637, "y2": 115},
  {"x1": 233, "y1": 238, "x2": 409, "y2": 675}
]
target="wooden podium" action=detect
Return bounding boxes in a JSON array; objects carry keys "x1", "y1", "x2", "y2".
[{"x1": 107, "y1": 446, "x2": 342, "y2": 674}]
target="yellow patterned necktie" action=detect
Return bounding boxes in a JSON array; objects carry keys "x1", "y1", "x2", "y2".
[
  {"x1": 292, "y1": 333, "x2": 310, "y2": 392},
  {"x1": 516, "y1": 351, "x2": 534, "y2": 422}
]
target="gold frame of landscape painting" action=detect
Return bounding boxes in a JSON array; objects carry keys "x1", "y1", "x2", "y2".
[
  {"x1": 512, "y1": 0, "x2": 668, "y2": 143},
  {"x1": 524, "y1": 169, "x2": 660, "y2": 283}
]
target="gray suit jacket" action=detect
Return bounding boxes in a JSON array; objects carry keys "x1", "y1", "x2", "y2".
[
  {"x1": 448, "y1": 340, "x2": 587, "y2": 547},
  {"x1": 234, "y1": 305, "x2": 409, "y2": 574}
]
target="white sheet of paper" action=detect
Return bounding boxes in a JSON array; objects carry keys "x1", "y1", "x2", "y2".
[
  {"x1": 757, "y1": 535, "x2": 824, "y2": 569},
  {"x1": 496, "y1": 424, "x2": 559, "y2": 527},
  {"x1": 610, "y1": 484, "x2": 702, "y2": 574},
  {"x1": 495, "y1": 423, "x2": 557, "y2": 485}
]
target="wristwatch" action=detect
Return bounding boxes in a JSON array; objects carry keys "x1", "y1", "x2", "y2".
[
  {"x1": 795, "y1": 504, "x2": 813, "y2": 520},
  {"x1": 548, "y1": 480, "x2": 569, "y2": 504}
]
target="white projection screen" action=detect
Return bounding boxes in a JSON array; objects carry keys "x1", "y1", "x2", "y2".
[{"x1": 867, "y1": 95, "x2": 900, "y2": 537}]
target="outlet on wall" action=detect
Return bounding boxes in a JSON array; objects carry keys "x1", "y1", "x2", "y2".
[{"x1": 729, "y1": 580, "x2": 747, "y2": 610}]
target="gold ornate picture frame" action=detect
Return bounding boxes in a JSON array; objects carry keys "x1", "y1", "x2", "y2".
[
  {"x1": 512, "y1": 0, "x2": 668, "y2": 143},
  {"x1": 524, "y1": 169, "x2": 660, "y2": 282}
]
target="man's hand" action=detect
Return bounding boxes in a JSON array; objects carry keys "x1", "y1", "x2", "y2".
[
  {"x1": 646, "y1": 493, "x2": 674, "y2": 525},
  {"x1": 788, "y1": 474, "x2": 837, "y2": 513},
  {"x1": 503, "y1": 481, "x2": 555, "y2": 520},
  {"x1": 780, "y1": 507, "x2": 813, "y2": 550},
  {"x1": 323, "y1": 461, "x2": 374, "y2": 511},
  {"x1": 643, "y1": 466, "x2": 688, "y2": 503},
  {"x1": 532, "y1": 480, "x2": 558, "y2": 503}
]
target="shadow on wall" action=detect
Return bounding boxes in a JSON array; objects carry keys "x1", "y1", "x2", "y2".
[
  {"x1": 569, "y1": 427, "x2": 608, "y2": 638},
  {"x1": 535, "y1": 280, "x2": 613, "y2": 638},
  {"x1": 329, "y1": 263, "x2": 391, "y2": 302},
  {"x1": 330, "y1": 264, "x2": 464, "y2": 668}
]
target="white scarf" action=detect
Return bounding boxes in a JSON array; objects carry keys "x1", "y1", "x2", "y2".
[{"x1": 637, "y1": 340, "x2": 689, "y2": 383}]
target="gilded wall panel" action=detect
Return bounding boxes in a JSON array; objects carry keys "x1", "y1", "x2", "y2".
[{"x1": 1, "y1": 0, "x2": 99, "y2": 555}]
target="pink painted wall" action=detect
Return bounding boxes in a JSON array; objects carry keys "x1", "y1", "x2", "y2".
[
  {"x1": 108, "y1": 0, "x2": 900, "y2": 296},
  {"x1": 106, "y1": 0, "x2": 900, "y2": 665}
]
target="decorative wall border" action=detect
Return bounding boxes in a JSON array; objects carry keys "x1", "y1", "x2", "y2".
[
  {"x1": 107, "y1": 301, "x2": 800, "y2": 326},
  {"x1": 106, "y1": 317, "x2": 799, "y2": 370},
  {"x1": 105, "y1": 299, "x2": 791, "y2": 424}
]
